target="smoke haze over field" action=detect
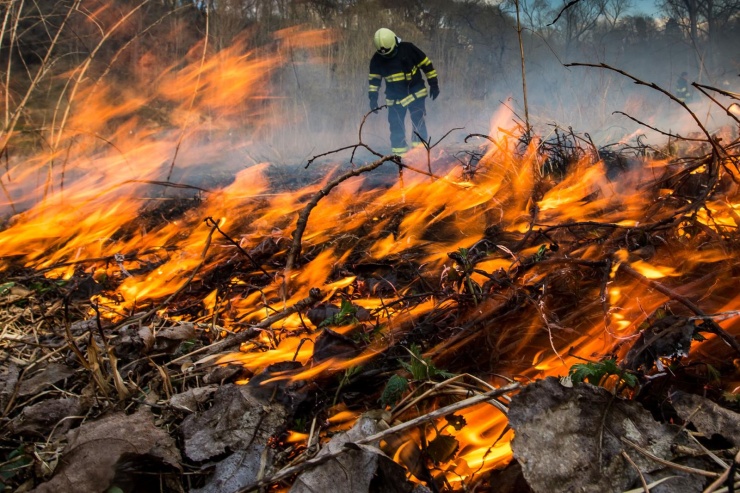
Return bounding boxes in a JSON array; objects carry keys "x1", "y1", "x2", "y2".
[
  {"x1": 260, "y1": 0, "x2": 740, "y2": 162},
  {"x1": 1, "y1": 0, "x2": 739, "y2": 217}
]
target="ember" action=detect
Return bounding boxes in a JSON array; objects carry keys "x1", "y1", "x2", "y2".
[{"x1": 1, "y1": 2, "x2": 740, "y2": 492}]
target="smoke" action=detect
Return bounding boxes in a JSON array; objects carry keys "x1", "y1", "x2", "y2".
[{"x1": 260, "y1": 15, "x2": 740, "y2": 160}]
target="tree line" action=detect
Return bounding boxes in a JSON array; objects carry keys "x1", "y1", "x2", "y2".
[{"x1": 1, "y1": 0, "x2": 739, "y2": 157}]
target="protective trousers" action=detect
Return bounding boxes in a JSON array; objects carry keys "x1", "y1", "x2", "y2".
[{"x1": 388, "y1": 97, "x2": 427, "y2": 155}]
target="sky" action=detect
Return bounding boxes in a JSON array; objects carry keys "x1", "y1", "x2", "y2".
[
  {"x1": 629, "y1": 0, "x2": 661, "y2": 16},
  {"x1": 543, "y1": 0, "x2": 662, "y2": 16}
]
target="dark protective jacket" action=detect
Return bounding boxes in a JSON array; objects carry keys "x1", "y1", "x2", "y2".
[{"x1": 368, "y1": 41, "x2": 438, "y2": 107}]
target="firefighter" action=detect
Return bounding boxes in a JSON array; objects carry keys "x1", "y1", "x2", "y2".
[
  {"x1": 368, "y1": 28, "x2": 440, "y2": 156},
  {"x1": 676, "y1": 72, "x2": 692, "y2": 103}
]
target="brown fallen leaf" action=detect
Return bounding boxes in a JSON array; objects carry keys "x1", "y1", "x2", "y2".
[
  {"x1": 181, "y1": 383, "x2": 288, "y2": 462},
  {"x1": 12, "y1": 397, "x2": 84, "y2": 438},
  {"x1": 0, "y1": 363, "x2": 20, "y2": 412},
  {"x1": 169, "y1": 384, "x2": 218, "y2": 412},
  {"x1": 672, "y1": 391, "x2": 740, "y2": 447},
  {"x1": 31, "y1": 409, "x2": 180, "y2": 493},
  {"x1": 509, "y1": 377, "x2": 706, "y2": 493},
  {"x1": 290, "y1": 415, "x2": 417, "y2": 493},
  {"x1": 183, "y1": 382, "x2": 290, "y2": 493},
  {"x1": 18, "y1": 363, "x2": 76, "y2": 396},
  {"x1": 154, "y1": 322, "x2": 196, "y2": 353}
]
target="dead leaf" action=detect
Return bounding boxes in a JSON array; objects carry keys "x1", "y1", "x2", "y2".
[
  {"x1": 113, "y1": 324, "x2": 154, "y2": 360},
  {"x1": 0, "y1": 363, "x2": 20, "y2": 412},
  {"x1": 182, "y1": 383, "x2": 290, "y2": 493},
  {"x1": 672, "y1": 391, "x2": 740, "y2": 447},
  {"x1": 312, "y1": 327, "x2": 360, "y2": 363},
  {"x1": 508, "y1": 377, "x2": 705, "y2": 493},
  {"x1": 192, "y1": 449, "x2": 273, "y2": 493},
  {"x1": 31, "y1": 409, "x2": 180, "y2": 493},
  {"x1": 169, "y1": 385, "x2": 218, "y2": 413},
  {"x1": 202, "y1": 364, "x2": 241, "y2": 384},
  {"x1": 18, "y1": 364, "x2": 75, "y2": 396},
  {"x1": 290, "y1": 415, "x2": 416, "y2": 493},
  {"x1": 12, "y1": 397, "x2": 84, "y2": 438},
  {"x1": 154, "y1": 322, "x2": 196, "y2": 353},
  {"x1": 181, "y1": 383, "x2": 287, "y2": 462}
]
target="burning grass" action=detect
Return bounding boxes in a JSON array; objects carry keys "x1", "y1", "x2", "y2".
[
  {"x1": 1, "y1": 111, "x2": 740, "y2": 490},
  {"x1": 1, "y1": 15, "x2": 740, "y2": 490}
]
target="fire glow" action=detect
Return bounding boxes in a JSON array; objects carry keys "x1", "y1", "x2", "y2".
[{"x1": 2, "y1": 23, "x2": 739, "y2": 490}]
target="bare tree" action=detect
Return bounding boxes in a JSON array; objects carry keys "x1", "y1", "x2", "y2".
[{"x1": 658, "y1": 0, "x2": 740, "y2": 73}]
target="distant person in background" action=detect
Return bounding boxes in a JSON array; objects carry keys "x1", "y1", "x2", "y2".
[
  {"x1": 368, "y1": 28, "x2": 440, "y2": 156},
  {"x1": 676, "y1": 72, "x2": 693, "y2": 103}
]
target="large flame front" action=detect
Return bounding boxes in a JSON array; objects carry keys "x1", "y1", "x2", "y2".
[{"x1": 1, "y1": 14, "x2": 739, "y2": 489}]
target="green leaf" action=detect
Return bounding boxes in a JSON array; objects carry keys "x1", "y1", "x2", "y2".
[
  {"x1": 403, "y1": 344, "x2": 456, "y2": 381},
  {"x1": 0, "y1": 282, "x2": 14, "y2": 296},
  {"x1": 0, "y1": 446, "x2": 31, "y2": 483},
  {"x1": 407, "y1": 344, "x2": 430, "y2": 380},
  {"x1": 380, "y1": 374, "x2": 409, "y2": 408},
  {"x1": 705, "y1": 364, "x2": 721, "y2": 383},
  {"x1": 320, "y1": 299, "x2": 359, "y2": 327},
  {"x1": 569, "y1": 359, "x2": 637, "y2": 388},
  {"x1": 532, "y1": 244, "x2": 548, "y2": 262}
]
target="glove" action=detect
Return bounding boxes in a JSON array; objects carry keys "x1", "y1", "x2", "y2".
[
  {"x1": 430, "y1": 86, "x2": 440, "y2": 101},
  {"x1": 369, "y1": 95, "x2": 379, "y2": 111}
]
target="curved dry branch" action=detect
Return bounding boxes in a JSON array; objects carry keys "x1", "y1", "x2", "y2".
[
  {"x1": 612, "y1": 111, "x2": 707, "y2": 142},
  {"x1": 565, "y1": 62, "x2": 721, "y2": 157},
  {"x1": 692, "y1": 84, "x2": 740, "y2": 127},
  {"x1": 305, "y1": 107, "x2": 386, "y2": 168},
  {"x1": 284, "y1": 154, "x2": 399, "y2": 274}
]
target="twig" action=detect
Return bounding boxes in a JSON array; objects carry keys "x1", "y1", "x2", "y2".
[
  {"x1": 514, "y1": 0, "x2": 530, "y2": 134},
  {"x1": 612, "y1": 111, "x2": 707, "y2": 142},
  {"x1": 621, "y1": 450, "x2": 649, "y2": 493},
  {"x1": 414, "y1": 126, "x2": 464, "y2": 177},
  {"x1": 204, "y1": 217, "x2": 272, "y2": 277},
  {"x1": 124, "y1": 180, "x2": 211, "y2": 193},
  {"x1": 692, "y1": 84, "x2": 740, "y2": 129},
  {"x1": 0, "y1": 0, "x2": 83, "y2": 156},
  {"x1": 284, "y1": 155, "x2": 398, "y2": 273},
  {"x1": 305, "y1": 108, "x2": 386, "y2": 168},
  {"x1": 620, "y1": 437, "x2": 719, "y2": 478},
  {"x1": 237, "y1": 381, "x2": 521, "y2": 492},
  {"x1": 204, "y1": 288, "x2": 323, "y2": 356},
  {"x1": 565, "y1": 62, "x2": 721, "y2": 157},
  {"x1": 391, "y1": 373, "x2": 500, "y2": 421},
  {"x1": 549, "y1": 0, "x2": 584, "y2": 26},
  {"x1": 702, "y1": 450, "x2": 740, "y2": 493}
]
